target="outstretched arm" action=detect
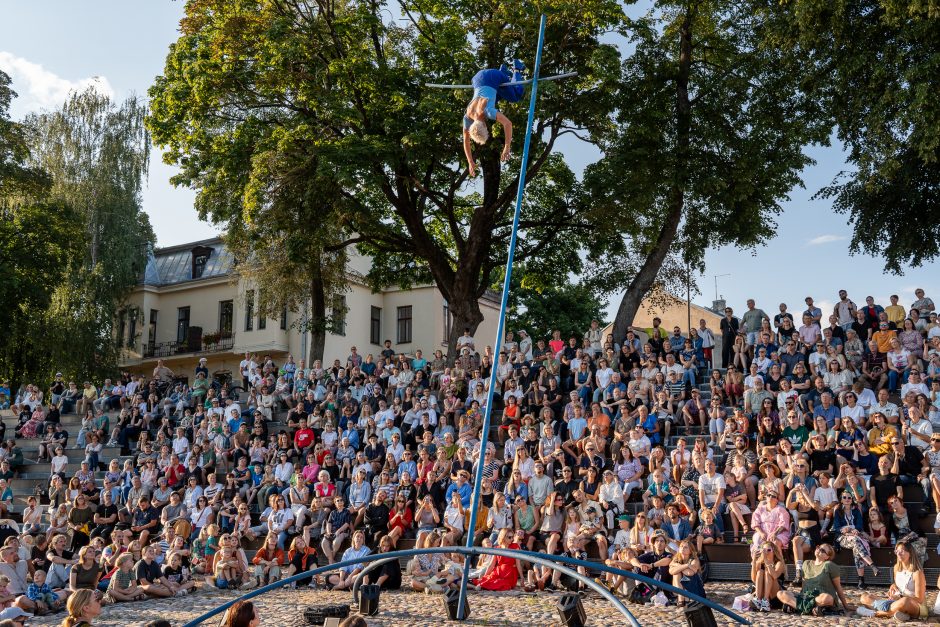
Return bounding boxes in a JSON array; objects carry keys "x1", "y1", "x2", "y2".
[
  {"x1": 463, "y1": 129, "x2": 476, "y2": 177},
  {"x1": 496, "y1": 112, "x2": 512, "y2": 161}
]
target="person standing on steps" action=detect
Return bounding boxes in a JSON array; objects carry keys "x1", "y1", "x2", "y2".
[{"x1": 720, "y1": 307, "x2": 740, "y2": 369}]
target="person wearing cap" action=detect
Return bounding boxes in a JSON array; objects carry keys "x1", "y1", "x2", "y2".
[
  {"x1": 873, "y1": 320, "x2": 898, "y2": 355},
  {"x1": 0, "y1": 606, "x2": 33, "y2": 623},
  {"x1": 599, "y1": 469, "x2": 624, "y2": 530},
  {"x1": 572, "y1": 490, "x2": 608, "y2": 558},
  {"x1": 662, "y1": 502, "x2": 691, "y2": 548},
  {"x1": 445, "y1": 470, "x2": 472, "y2": 508}
]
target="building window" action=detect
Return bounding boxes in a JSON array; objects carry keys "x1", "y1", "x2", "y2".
[
  {"x1": 370, "y1": 306, "x2": 382, "y2": 345},
  {"x1": 148, "y1": 309, "x2": 158, "y2": 350},
  {"x1": 219, "y1": 300, "x2": 234, "y2": 336},
  {"x1": 397, "y1": 305, "x2": 412, "y2": 344},
  {"x1": 245, "y1": 290, "x2": 254, "y2": 331},
  {"x1": 191, "y1": 245, "x2": 212, "y2": 279},
  {"x1": 117, "y1": 310, "x2": 127, "y2": 348},
  {"x1": 177, "y1": 307, "x2": 191, "y2": 344},
  {"x1": 258, "y1": 309, "x2": 267, "y2": 330},
  {"x1": 280, "y1": 306, "x2": 288, "y2": 330},
  {"x1": 442, "y1": 301, "x2": 452, "y2": 344},
  {"x1": 331, "y1": 295, "x2": 347, "y2": 336},
  {"x1": 128, "y1": 309, "x2": 138, "y2": 350}
]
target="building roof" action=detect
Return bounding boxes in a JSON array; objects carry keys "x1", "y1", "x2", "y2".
[{"x1": 140, "y1": 237, "x2": 234, "y2": 287}]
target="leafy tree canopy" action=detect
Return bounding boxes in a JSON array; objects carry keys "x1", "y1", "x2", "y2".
[
  {"x1": 147, "y1": 0, "x2": 624, "y2": 358},
  {"x1": 0, "y1": 85, "x2": 154, "y2": 387},
  {"x1": 506, "y1": 267, "x2": 605, "y2": 342},
  {"x1": 762, "y1": 0, "x2": 940, "y2": 272},
  {"x1": 584, "y1": 0, "x2": 829, "y2": 340}
]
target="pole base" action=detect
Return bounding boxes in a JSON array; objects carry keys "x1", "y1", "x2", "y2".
[{"x1": 443, "y1": 587, "x2": 471, "y2": 620}]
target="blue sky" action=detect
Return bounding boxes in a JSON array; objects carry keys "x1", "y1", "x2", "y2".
[{"x1": 2, "y1": 0, "x2": 936, "y2": 323}]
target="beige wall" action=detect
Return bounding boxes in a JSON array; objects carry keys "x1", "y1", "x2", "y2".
[
  {"x1": 631, "y1": 294, "x2": 723, "y2": 334},
  {"x1": 120, "y1": 267, "x2": 502, "y2": 376},
  {"x1": 600, "y1": 291, "x2": 723, "y2": 368},
  {"x1": 233, "y1": 278, "x2": 291, "y2": 356}
]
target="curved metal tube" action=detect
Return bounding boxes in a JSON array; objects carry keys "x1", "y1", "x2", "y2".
[
  {"x1": 513, "y1": 549, "x2": 751, "y2": 625},
  {"x1": 350, "y1": 555, "x2": 396, "y2": 605},
  {"x1": 180, "y1": 546, "x2": 641, "y2": 627},
  {"x1": 349, "y1": 547, "x2": 751, "y2": 625},
  {"x1": 349, "y1": 549, "x2": 640, "y2": 627}
]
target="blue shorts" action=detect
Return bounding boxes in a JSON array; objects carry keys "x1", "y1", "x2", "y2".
[{"x1": 872, "y1": 600, "x2": 892, "y2": 612}]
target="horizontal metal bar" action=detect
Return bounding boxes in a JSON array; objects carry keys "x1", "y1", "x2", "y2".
[{"x1": 425, "y1": 71, "x2": 577, "y2": 89}]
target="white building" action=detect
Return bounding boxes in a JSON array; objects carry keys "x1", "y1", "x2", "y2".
[{"x1": 116, "y1": 237, "x2": 500, "y2": 376}]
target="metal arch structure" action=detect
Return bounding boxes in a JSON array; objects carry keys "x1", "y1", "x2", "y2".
[
  {"x1": 353, "y1": 549, "x2": 752, "y2": 626},
  {"x1": 180, "y1": 546, "x2": 751, "y2": 627},
  {"x1": 348, "y1": 547, "x2": 642, "y2": 627},
  {"x1": 180, "y1": 546, "x2": 641, "y2": 627},
  {"x1": 182, "y1": 12, "x2": 754, "y2": 627}
]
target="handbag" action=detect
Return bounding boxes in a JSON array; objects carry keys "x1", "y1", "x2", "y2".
[{"x1": 629, "y1": 582, "x2": 654, "y2": 604}]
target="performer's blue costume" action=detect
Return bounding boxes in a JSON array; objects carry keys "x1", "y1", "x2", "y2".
[{"x1": 463, "y1": 62, "x2": 525, "y2": 129}]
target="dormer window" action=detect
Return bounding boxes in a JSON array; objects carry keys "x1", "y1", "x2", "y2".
[{"x1": 191, "y1": 246, "x2": 212, "y2": 279}]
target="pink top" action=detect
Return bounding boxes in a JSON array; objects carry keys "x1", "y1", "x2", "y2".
[{"x1": 751, "y1": 504, "x2": 791, "y2": 542}]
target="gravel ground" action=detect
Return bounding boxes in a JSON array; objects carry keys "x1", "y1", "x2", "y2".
[{"x1": 25, "y1": 580, "x2": 937, "y2": 626}]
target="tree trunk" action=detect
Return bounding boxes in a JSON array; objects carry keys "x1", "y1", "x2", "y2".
[
  {"x1": 308, "y1": 263, "x2": 327, "y2": 363},
  {"x1": 611, "y1": 7, "x2": 694, "y2": 344},
  {"x1": 445, "y1": 296, "x2": 485, "y2": 366}
]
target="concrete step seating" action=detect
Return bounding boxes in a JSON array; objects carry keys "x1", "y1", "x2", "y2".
[{"x1": 0, "y1": 369, "x2": 912, "y2": 588}]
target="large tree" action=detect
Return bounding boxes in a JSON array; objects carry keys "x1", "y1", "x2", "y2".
[
  {"x1": 147, "y1": 0, "x2": 623, "y2": 359},
  {"x1": 585, "y1": 0, "x2": 829, "y2": 341},
  {"x1": 25, "y1": 88, "x2": 154, "y2": 379},
  {"x1": 228, "y1": 158, "x2": 351, "y2": 362},
  {"x1": 506, "y1": 271, "x2": 605, "y2": 342},
  {"x1": 0, "y1": 71, "x2": 80, "y2": 389},
  {"x1": 763, "y1": 0, "x2": 940, "y2": 272}
]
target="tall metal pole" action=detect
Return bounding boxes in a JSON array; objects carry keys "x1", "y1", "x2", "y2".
[
  {"x1": 686, "y1": 261, "x2": 691, "y2": 333},
  {"x1": 455, "y1": 13, "x2": 549, "y2": 620}
]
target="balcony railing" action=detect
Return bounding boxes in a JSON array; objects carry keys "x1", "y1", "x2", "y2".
[{"x1": 143, "y1": 332, "x2": 235, "y2": 358}]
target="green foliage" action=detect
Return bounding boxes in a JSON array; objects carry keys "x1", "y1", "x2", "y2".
[
  {"x1": 25, "y1": 89, "x2": 153, "y2": 382},
  {"x1": 0, "y1": 202, "x2": 81, "y2": 387},
  {"x1": 506, "y1": 269, "x2": 604, "y2": 342},
  {"x1": 0, "y1": 86, "x2": 155, "y2": 386},
  {"x1": 147, "y1": 0, "x2": 625, "y2": 356},
  {"x1": 763, "y1": 0, "x2": 940, "y2": 272},
  {"x1": 583, "y1": 1, "x2": 828, "y2": 338},
  {"x1": 0, "y1": 71, "x2": 48, "y2": 199}
]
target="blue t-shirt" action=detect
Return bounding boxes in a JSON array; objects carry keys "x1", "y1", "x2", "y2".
[
  {"x1": 463, "y1": 68, "x2": 511, "y2": 128},
  {"x1": 568, "y1": 417, "x2": 587, "y2": 441}
]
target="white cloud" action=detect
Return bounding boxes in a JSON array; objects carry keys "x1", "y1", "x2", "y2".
[
  {"x1": 805, "y1": 234, "x2": 847, "y2": 246},
  {"x1": 814, "y1": 300, "x2": 835, "y2": 315},
  {"x1": 0, "y1": 51, "x2": 113, "y2": 110}
]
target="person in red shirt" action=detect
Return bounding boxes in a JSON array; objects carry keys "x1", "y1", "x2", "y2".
[
  {"x1": 165, "y1": 453, "x2": 186, "y2": 488},
  {"x1": 386, "y1": 495, "x2": 413, "y2": 548},
  {"x1": 293, "y1": 423, "x2": 316, "y2": 458}
]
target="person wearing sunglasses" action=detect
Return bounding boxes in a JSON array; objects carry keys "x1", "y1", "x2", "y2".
[
  {"x1": 749, "y1": 541, "x2": 786, "y2": 612},
  {"x1": 777, "y1": 543, "x2": 850, "y2": 616},
  {"x1": 856, "y1": 540, "x2": 928, "y2": 621},
  {"x1": 923, "y1": 434, "x2": 940, "y2": 515},
  {"x1": 832, "y1": 493, "x2": 879, "y2": 588}
]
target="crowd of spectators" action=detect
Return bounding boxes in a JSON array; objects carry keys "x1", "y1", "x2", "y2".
[{"x1": 0, "y1": 289, "x2": 939, "y2": 621}]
